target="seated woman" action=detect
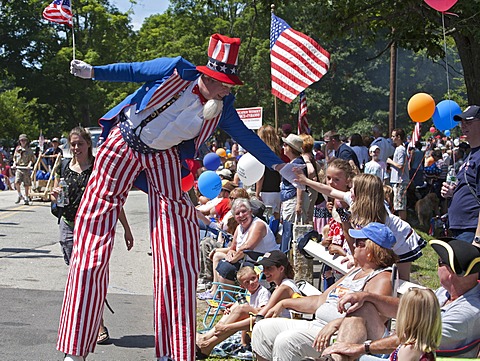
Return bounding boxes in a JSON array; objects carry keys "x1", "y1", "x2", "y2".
[
  {"x1": 196, "y1": 250, "x2": 301, "y2": 359},
  {"x1": 251, "y1": 222, "x2": 398, "y2": 361},
  {"x1": 198, "y1": 198, "x2": 279, "y2": 300}
]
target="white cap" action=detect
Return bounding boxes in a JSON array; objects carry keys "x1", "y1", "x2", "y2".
[{"x1": 369, "y1": 145, "x2": 380, "y2": 154}]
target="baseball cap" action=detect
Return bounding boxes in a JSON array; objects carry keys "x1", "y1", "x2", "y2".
[
  {"x1": 256, "y1": 250, "x2": 288, "y2": 268},
  {"x1": 52, "y1": 137, "x2": 59, "y2": 143},
  {"x1": 216, "y1": 168, "x2": 233, "y2": 180},
  {"x1": 18, "y1": 134, "x2": 28, "y2": 141},
  {"x1": 349, "y1": 222, "x2": 396, "y2": 249},
  {"x1": 453, "y1": 105, "x2": 480, "y2": 122},
  {"x1": 369, "y1": 145, "x2": 380, "y2": 154},
  {"x1": 221, "y1": 181, "x2": 237, "y2": 192},
  {"x1": 430, "y1": 238, "x2": 480, "y2": 276}
]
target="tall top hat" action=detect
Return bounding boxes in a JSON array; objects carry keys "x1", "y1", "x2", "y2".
[{"x1": 197, "y1": 34, "x2": 243, "y2": 86}]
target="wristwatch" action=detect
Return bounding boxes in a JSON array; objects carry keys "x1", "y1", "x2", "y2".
[
  {"x1": 364, "y1": 340, "x2": 372, "y2": 355},
  {"x1": 474, "y1": 236, "x2": 480, "y2": 245}
]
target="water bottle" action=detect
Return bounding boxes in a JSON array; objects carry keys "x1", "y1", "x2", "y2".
[
  {"x1": 58, "y1": 178, "x2": 69, "y2": 207},
  {"x1": 446, "y1": 170, "x2": 457, "y2": 185}
]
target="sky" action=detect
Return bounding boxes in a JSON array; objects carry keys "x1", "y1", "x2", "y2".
[{"x1": 111, "y1": 1, "x2": 170, "y2": 30}]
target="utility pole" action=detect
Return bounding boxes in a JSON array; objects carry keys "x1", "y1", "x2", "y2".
[{"x1": 389, "y1": 40, "x2": 397, "y2": 135}]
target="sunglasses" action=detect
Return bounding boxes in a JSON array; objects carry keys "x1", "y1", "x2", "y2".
[{"x1": 229, "y1": 196, "x2": 237, "y2": 200}]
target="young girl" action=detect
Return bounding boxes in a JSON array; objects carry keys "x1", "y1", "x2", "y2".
[
  {"x1": 318, "y1": 159, "x2": 357, "y2": 289},
  {"x1": 294, "y1": 172, "x2": 426, "y2": 281},
  {"x1": 390, "y1": 288, "x2": 442, "y2": 361}
]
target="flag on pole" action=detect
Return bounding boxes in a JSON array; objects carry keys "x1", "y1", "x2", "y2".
[
  {"x1": 270, "y1": 14, "x2": 330, "y2": 104},
  {"x1": 43, "y1": 0, "x2": 73, "y2": 27},
  {"x1": 409, "y1": 122, "x2": 421, "y2": 149},
  {"x1": 298, "y1": 91, "x2": 310, "y2": 134}
]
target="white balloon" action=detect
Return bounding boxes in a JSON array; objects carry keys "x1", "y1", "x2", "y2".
[{"x1": 236, "y1": 153, "x2": 265, "y2": 186}]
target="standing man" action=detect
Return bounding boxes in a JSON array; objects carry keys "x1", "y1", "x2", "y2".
[
  {"x1": 387, "y1": 128, "x2": 409, "y2": 220},
  {"x1": 60, "y1": 34, "x2": 293, "y2": 361},
  {"x1": 370, "y1": 124, "x2": 395, "y2": 163},
  {"x1": 323, "y1": 130, "x2": 360, "y2": 169},
  {"x1": 442, "y1": 105, "x2": 480, "y2": 243},
  {"x1": 12, "y1": 134, "x2": 36, "y2": 205}
]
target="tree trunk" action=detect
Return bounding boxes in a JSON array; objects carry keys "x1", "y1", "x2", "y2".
[{"x1": 453, "y1": 32, "x2": 480, "y2": 104}]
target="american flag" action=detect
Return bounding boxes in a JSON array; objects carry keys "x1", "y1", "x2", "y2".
[
  {"x1": 43, "y1": 0, "x2": 73, "y2": 27},
  {"x1": 298, "y1": 91, "x2": 310, "y2": 134},
  {"x1": 270, "y1": 14, "x2": 330, "y2": 104},
  {"x1": 409, "y1": 122, "x2": 421, "y2": 150}
]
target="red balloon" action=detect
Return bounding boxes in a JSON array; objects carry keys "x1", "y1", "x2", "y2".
[
  {"x1": 181, "y1": 172, "x2": 194, "y2": 192},
  {"x1": 429, "y1": 126, "x2": 436, "y2": 133},
  {"x1": 424, "y1": 0, "x2": 457, "y2": 12}
]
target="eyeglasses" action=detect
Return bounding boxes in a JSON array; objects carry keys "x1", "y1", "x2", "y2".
[
  {"x1": 229, "y1": 197, "x2": 237, "y2": 200},
  {"x1": 354, "y1": 239, "x2": 367, "y2": 248}
]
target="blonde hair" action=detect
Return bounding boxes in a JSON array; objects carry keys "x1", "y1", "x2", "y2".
[
  {"x1": 299, "y1": 134, "x2": 314, "y2": 153},
  {"x1": 396, "y1": 288, "x2": 442, "y2": 353},
  {"x1": 236, "y1": 266, "x2": 257, "y2": 284},
  {"x1": 258, "y1": 125, "x2": 282, "y2": 156},
  {"x1": 383, "y1": 185, "x2": 394, "y2": 213},
  {"x1": 365, "y1": 239, "x2": 397, "y2": 268},
  {"x1": 350, "y1": 174, "x2": 388, "y2": 226},
  {"x1": 328, "y1": 159, "x2": 357, "y2": 183}
]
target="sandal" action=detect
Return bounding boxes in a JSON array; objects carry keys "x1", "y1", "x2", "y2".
[
  {"x1": 96, "y1": 327, "x2": 110, "y2": 344},
  {"x1": 195, "y1": 344, "x2": 209, "y2": 360}
]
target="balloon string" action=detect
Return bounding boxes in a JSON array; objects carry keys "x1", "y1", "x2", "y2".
[{"x1": 442, "y1": 12, "x2": 450, "y2": 99}]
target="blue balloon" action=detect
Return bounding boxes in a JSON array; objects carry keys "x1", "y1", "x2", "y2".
[
  {"x1": 197, "y1": 171, "x2": 222, "y2": 199},
  {"x1": 203, "y1": 152, "x2": 221, "y2": 171},
  {"x1": 432, "y1": 100, "x2": 461, "y2": 131},
  {"x1": 36, "y1": 170, "x2": 45, "y2": 180},
  {"x1": 444, "y1": 129, "x2": 451, "y2": 137}
]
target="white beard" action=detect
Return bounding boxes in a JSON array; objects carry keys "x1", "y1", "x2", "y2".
[{"x1": 203, "y1": 99, "x2": 224, "y2": 119}]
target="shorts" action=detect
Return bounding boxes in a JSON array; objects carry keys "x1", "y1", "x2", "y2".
[
  {"x1": 259, "y1": 192, "x2": 281, "y2": 214},
  {"x1": 392, "y1": 183, "x2": 407, "y2": 211},
  {"x1": 15, "y1": 169, "x2": 32, "y2": 186},
  {"x1": 216, "y1": 259, "x2": 254, "y2": 281}
]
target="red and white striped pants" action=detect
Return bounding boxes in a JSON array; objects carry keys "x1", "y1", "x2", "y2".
[{"x1": 57, "y1": 127, "x2": 199, "y2": 360}]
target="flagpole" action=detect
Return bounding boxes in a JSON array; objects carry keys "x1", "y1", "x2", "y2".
[
  {"x1": 71, "y1": 13, "x2": 76, "y2": 60},
  {"x1": 271, "y1": 4, "x2": 278, "y2": 132}
]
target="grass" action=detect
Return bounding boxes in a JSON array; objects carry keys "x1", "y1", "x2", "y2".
[{"x1": 195, "y1": 220, "x2": 441, "y2": 360}]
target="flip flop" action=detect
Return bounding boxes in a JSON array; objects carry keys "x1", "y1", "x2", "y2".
[
  {"x1": 97, "y1": 327, "x2": 110, "y2": 344},
  {"x1": 195, "y1": 344, "x2": 209, "y2": 360}
]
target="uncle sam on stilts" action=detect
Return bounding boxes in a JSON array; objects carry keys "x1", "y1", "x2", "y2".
[{"x1": 59, "y1": 34, "x2": 297, "y2": 361}]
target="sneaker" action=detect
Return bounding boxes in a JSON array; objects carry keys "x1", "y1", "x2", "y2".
[
  {"x1": 197, "y1": 290, "x2": 214, "y2": 300},
  {"x1": 24, "y1": 197, "x2": 30, "y2": 205},
  {"x1": 231, "y1": 345, "x2": 253, "y2": 360},
  {"x1": 64, "y1": 355, "x2": 86, "y2": 361},
  {"x1": 15, "y1": 196, "x2": 23, "y2": 204}
]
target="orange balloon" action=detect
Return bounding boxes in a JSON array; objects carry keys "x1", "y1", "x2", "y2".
[
  {"x1": 216, "y1": 148, "x2": 227, "y2": 157},
  {"x1": 407, "y1": 93, "x2": 435, "y2": 123}
]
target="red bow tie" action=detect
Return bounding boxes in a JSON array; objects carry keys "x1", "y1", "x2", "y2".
[{"x1": 192, "y1": 84, "x2": 208, "y2": 105}]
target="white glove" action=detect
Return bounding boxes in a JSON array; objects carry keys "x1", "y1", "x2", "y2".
[
  {"x1": 70, "y1": 59, "x2": 93, "y2": 79},
  {"x1": 278, "y1": 163, "x2": 306, "y2": 190}
]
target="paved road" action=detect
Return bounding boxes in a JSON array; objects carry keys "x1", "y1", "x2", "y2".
[{"x1": 0, "y1": 189, "x2": 157, "y2": 360}]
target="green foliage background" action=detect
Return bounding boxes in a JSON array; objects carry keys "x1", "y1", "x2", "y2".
[{"x1": 1, "y1": 0, "x2": 478, "y2": 145}]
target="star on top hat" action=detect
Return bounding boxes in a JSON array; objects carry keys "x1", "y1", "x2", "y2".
[{"x1": 197, "y1": 34, "x2": 243, "y2": 86}]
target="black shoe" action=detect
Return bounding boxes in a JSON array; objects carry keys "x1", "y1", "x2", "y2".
[{"x1": 15, "y1": 196, "x2": 23, "y2": 204}]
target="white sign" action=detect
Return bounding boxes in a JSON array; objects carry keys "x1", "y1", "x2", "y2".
[{"x1": 236, "y1": 107, "x2": 263, "y2": 130}]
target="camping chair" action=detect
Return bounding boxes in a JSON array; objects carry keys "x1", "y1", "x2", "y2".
[
  {"x1": 436, "y1": 338, "x2": 480, "y2": 358},
  {"x1": 201, "y1": 282, "x2": 248, "y2": 331}
]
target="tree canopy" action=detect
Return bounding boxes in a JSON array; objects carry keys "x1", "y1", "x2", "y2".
[{"x1": 0, "y1": 0, "x2": 477, "y2": 144}]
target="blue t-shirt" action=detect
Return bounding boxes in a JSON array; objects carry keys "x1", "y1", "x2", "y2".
[
  {"x1": 448, "y1": 146, "x2": 480, "y2": 230},
  {"x1": 280, "y1": 156, "x2": 306, "y2": 201},
  {"x1": 336, "y1": 143, "x2": 360, "y2": 169}
]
